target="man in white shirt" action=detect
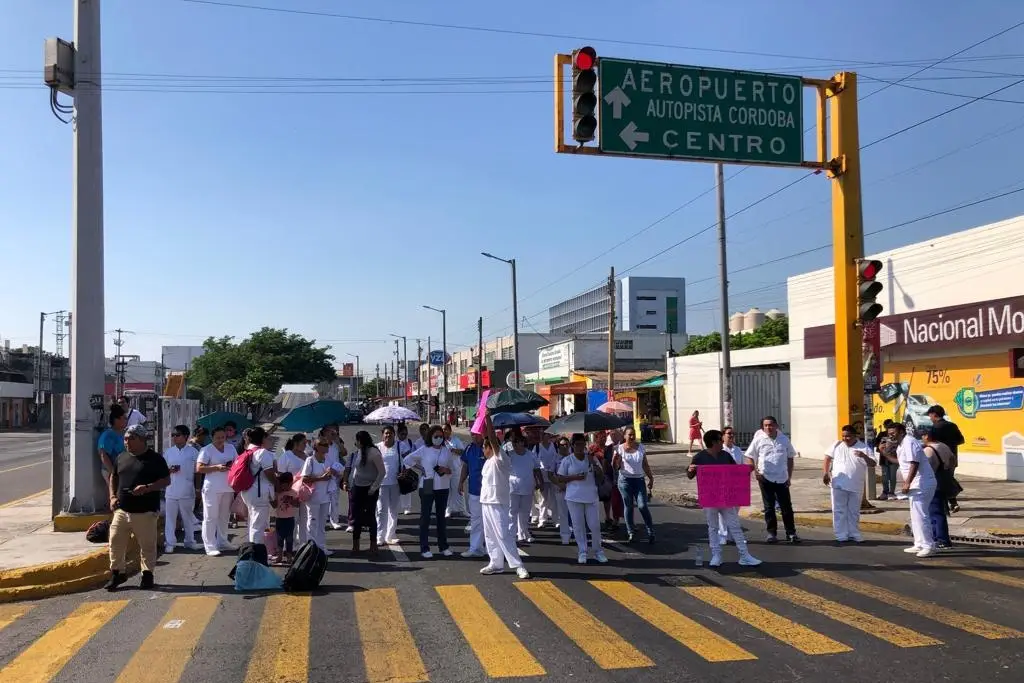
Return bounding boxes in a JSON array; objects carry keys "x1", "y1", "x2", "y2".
[
  {"x1": 163, "y1": 425, "x2": 200, "y2": 553},
  {"x1": 237, "y1": 427, "x2": 278, "y2": 545},
  {"x1": 882, "y1": 422, "x2": 937, "y2": 557},
  {"x1": 118, "y1": 396, "x2": 147, "y2": 427},
  {"x1": 744, "y1": 415, "x2": 800, "y2": 544},
  {"x1": 823, "y1": 425, "x2": 875, "y2": 543}
]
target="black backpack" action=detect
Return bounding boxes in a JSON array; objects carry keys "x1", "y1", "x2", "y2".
[
  {"x1": 228, "y1": 542, "x2": 268, "y2": 580},
  {"x1": 283, "y1": 540, "x2": 328, "y2": 592}
]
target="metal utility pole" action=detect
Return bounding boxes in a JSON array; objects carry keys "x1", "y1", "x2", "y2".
[
  {"x1": 607, "y1": 266, "x2": 616, "y2": 403},
  {"x1": 375, "y1": 364, "x2": 380, "y2": 399},
  {"x1": 36, "y1": 312, "x2": 46, "y2": 407},
  {"x1": 482, "y1": 252, "x2": 520, "y2": 387},
  {"x1": 416, "y1": 339, "x2": 423, "y2": 417},
  {"x1": 423, "y1": 306, "x2": 447, "y2": 420},
  {"x1": 112, "y1": 328, "x2": 132, "y2": 399},
  {"x1": 476, "y1": 317, "x2": 483, "y2": 404},
  {"x1": 390, "y1": 334, "x2": 408, "y2": 405},
  {"x1": 716, "y1": 163, "x2": 733, "y2": 428},
  {"x1": 426, "y1": 335, "x2": 432, "y2": 420}
]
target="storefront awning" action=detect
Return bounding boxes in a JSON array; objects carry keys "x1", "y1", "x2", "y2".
[{"x1": 634, "y1": 375, "x2": 666, "y2": 389}]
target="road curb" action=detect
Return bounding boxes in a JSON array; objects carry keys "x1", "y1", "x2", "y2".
[
  {"x1": 52, "y1": 512, "x2": 110, "y2": 533},
  {"x1": 0, "y1": 542, "x2": 141, "y2": 604}
]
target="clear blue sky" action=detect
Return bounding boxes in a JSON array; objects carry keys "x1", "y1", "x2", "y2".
[{"x1": 3, "y1": 0, "x2": 1023, "y2": 375}]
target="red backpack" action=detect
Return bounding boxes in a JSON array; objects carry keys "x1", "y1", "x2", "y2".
[{"x1": 228, "y1": 446, "x2": 261, "y2": 493}]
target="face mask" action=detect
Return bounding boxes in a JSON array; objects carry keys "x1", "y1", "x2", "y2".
[{"x1": 432, "y1": 436, "x2": 444, "y2": 447}]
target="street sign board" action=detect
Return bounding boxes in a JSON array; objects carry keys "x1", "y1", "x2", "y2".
[
  {"x1": 428, "y1": 350, "x2": 449, "y2": 366},
  {"x1": 598, "y1": 58, "x2": 804, "y2": 165}
]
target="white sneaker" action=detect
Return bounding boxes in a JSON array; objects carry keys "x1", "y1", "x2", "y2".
[
  {"x1": 441, "y1": 549, "x2": 454, "y2": 557},
  {"x1": 164, "y1": 544, "x2": 175, "y2": 554},
  {"x1": 916, "y1": 547, "x2": 936, "y2": 558},
  {"x1": 480, "y1": 565, "x2": 503, "y2": 575},
  {"x1": 903, "y1": 546, "x2": 922, "y2": 554},
  {"x1": 421, "y1": 551, "x2": 433, "y2": 559},
  {"x1": 709, "y1": 552, "x2": 723, "y2": 568},
  {"x1": 205, "y1": 550, "x2": 221, "y2": 557},
  {"x1": 324, "y1": 549, "x2": 334, "y2": 556},
  {"x1": 464, "y1": 524, "x2": 472, "y2": 532},
  {"x1": 330, "y1": 521, "x2": 343, "y2": 530},
  {"x1": 578, "y1": 553, "x2": 588, "y2": 565},
  {"x1": 386, "y1": 538, "x2": 400, "y2": 545},
  {"x1": 516, "y1": 566, "x2": 531, "y2": 579},
  {"x1": 461, "y1": 550, "x2": 486, "y2": 558},
  {"x1": 595, "y1": 552, "x2": 609, "y2": 564},
  {"x1": 402, "y1": 510, "x2": 412, "y2": 515},
  {"x1": 739, "y1": 553, "x2": 763, "y2": 566},
  {"x1": 344, "y1": 525, "x2": 354, "y2": 533}
]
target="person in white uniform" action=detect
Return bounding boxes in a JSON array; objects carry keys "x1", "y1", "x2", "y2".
[
  {"x1": 823, "y1": 424, "x2": 875, "y2": 543},
  {"x1": 718, "y1": 427, "x2": 746, "y2": 544},
  {"x1": 163, "y1": 425, "x2": 200, "y2": 553},
  {"x1": 376, "y1": 425, "x2": 403, "y2": 545},
  {"x1": 881, "y1": 422, "x2": 937, "y2": 557},
  {"x1": 507, "y1": 433, "x2": 542, "y2": 544},
  {"x1": 320, "y1": 425, "x2": 347, "y2": 531},
  {"x1": 444, "y1": 424, "x2": 467, "y2": 518},
  {"x1": 396, "y1": 424, "x2": 417, "y2": 515},
  {"x1": 533, "y1": 432, "x2": 560, "y2": 528},
  {"x1": 237, "y1": 427, "x2": 278, "y2": 546},
  {"x1": 301, "y1": 437, "x2": 336, "y2": 554},
  {"x1": 196, "y1": 426, "x2": 236, "y2": 556},
  {"x1": 557, "y1": 434, "x2": 608, "y2": 564},
  {"x1": 551, "y1": 437, "x2": 573, "y2": 544},
  {"x1": 478, "y1": 414, "x2": 530, "y2": 578},
  {"x1": 276, "y1": 433, "x2": 309, "y2": 545}
]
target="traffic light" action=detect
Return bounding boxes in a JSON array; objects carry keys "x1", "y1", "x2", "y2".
[
  {"x1": 857, "y1": 259, "x2": 884, "y2": 322},
  {"x1": 571, "y1": 46, "x2": 598, "y2": 143}
]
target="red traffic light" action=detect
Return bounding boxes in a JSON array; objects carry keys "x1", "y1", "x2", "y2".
[
  {"x1": 574, "y1": 46, "x2": 597, "y2": 70},
  {"x1": 858, "y1": 259, "x2": 883, "y2": 280}
]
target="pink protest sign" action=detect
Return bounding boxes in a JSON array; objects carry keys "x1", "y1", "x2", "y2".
[
  {"x1": 470, "y1": 390, "x2": 493, "y2": 435},
  {"x1": 696, "y1": 465, "x2": 752, "y2": 508}
]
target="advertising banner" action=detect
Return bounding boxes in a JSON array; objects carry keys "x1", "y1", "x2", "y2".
[{"x1": 862, "y1": 320, "x2": 882, "y2": 394}]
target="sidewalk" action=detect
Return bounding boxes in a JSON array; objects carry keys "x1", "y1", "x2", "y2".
[{"x1": 647, "y1": 451, "x2": 1024, "y2": 541}]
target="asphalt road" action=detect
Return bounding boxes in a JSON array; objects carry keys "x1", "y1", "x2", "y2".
[
  {"x1": 0, "y1": 432, "x2": 51, "y2": 506},
  {"x1": 2, "y1": 484, "x2": 1023, "y2": 683}
]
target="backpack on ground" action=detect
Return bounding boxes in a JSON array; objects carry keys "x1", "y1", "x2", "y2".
[
  {"x1": 228, "y1": 446, "x2": 261, "y2": 493},
  {"x1": 283, "y1": 540, "x2": 328, "y2": 592},
  {"x1": 229, "y1": 541, "x2": 268, "y2": 580},
  {"x1": 85, "y1": 520, "x2": 110, "y2": 543}
]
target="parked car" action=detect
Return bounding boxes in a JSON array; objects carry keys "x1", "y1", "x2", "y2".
[{"x1": 346, "y1": 408, "x2": 364, "y2": 424}]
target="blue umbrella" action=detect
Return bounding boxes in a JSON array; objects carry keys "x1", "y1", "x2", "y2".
[
  {"x1": 491, "y1": 412, "x2": 551, "y2": 429},
  {"x1": 278, "y1": 400, "x2": 352, "y2": 432}
]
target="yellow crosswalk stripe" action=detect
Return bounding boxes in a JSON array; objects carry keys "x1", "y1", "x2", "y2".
[
  {"x1": 803, "y1": 569, "x2": 1023, "y2": 640},
  {"x1": 115, "y1": 596, "x2": 220, "y2": 683},
  {"x1": 436, "y1": 584, "x2": 546, "y2": 678},
  {"x1": 681, "y1": 586, "x2": 852, "y2": 655},
  {"x1": 243, "y1": 595, "x2": 310, "y2": 683},
  {"x1": 976, "y1": 556, "x2": 1024, "y2": 569},
  {"x1": 932, "y1": 560, "x2": 1024, "y2": 590},
  {"x1": 734, "y1": 577, "x2": 941, "y2": 648},
  {"x1": 354, "y1": 588, "x2": 429, "y2": 683},
  {"x1": 0, "y1": 604, "x2": 32, "y2": 633},
  {"x1": 0, "y1": 600, "x2": 128, "y2": 683},
  {"x1": 590, "y1": 580, "x2": 756, "y2": 662},
  {"x1": 516, "y1": 581, "x2": 654, "y2": 670}
]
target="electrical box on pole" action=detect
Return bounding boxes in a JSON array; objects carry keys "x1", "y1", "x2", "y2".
[
  {"x1": 571, "y1": 47, "x2": 598, "y2": 143},
  {"x1": 43, "y1": 37, "x2": 76, "y2": 95},
  {"x1": 857, "y1": 259, "x2": 884, "y2": 323}
]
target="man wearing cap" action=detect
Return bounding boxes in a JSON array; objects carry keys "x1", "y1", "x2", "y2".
[{"x1": 106, "y1": 424, "x2": 171, "y2": 591}]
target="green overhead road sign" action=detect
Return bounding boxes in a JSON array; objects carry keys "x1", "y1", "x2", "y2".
[{"x1": 598, "y1": 58, "x2": 804, "y2": 165}]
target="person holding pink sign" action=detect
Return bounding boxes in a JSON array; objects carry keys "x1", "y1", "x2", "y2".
[{"x1": 687, "y1": 430, "x2": 761, "y2": 568}]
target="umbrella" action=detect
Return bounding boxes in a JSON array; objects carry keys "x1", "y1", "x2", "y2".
[
  {"x1": 546, "y1": 411, "x2": 632, "y2": 435},
  {"x1": 491, "y1": 412, "x2": 551, "y2": 429},
  {"x1": 485, "y1": 389, "x2": 548, "y2": 414},
  {"x1": 196, "y1": 411, "x2": 253, "y2": 432},
  {"x1": 365, "y1": 405, "x2": 420, "y2": 424},
  {"x1": 278, "y1": 400, "x2": 352, "y2": 432},
  {"x1": 597, "y1": 401, "x2": 634, "y2": 415}
]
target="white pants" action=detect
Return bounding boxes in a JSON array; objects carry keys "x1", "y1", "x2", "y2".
[
  {"x1": 306, "y1": 501, "x2": 330, "y2": 550},
  {"x1": 555, "y1": 490, "x2": 572, "y2": 543},
  {"x1": 535, "y1": 482, "x2": 557, "y2": 522},
  {"x1": 242, "y1": 494, "x2": 271, "y2": 543},
  {"x1": 467, "y1": 494, "x2": 485, "y2": 553},
  {"x1": 482, "y1": 503, "x2": 522, "y2": 570},
  {"x1": 909, "y1": 488, "x2": 936, "y2": 551},
  {"x1": 400, "y1": 492, "x2": 412, "y2": 513},
  {"x1": 567, "y1": 500, "x2": 601, "y2": 557},
  {"x1": 296, "y1": 504, "x2": 308, "y2": 545},
  {"x1": 376, "y1": 484, "x2": 401, "y2": 543},
  {"x1": 328, "y1": 486, "x2": 343, "y2": 525},
  {"x1": 447, "y1": 460, "x2": 466, "y2": 516},
  {"x1": 164, "y1": 496, "x2": 197, "y2": 548},
  {"x1": 830, "y1": 487, "x2": 863, "y2": 541},
  {"x1": 705, "y1": 507, "x2": 749, "y2": 554},
  {"x1": 509, "y1": 493, "x2": 533, "y2": 541},
  {"x1": 201, "y1": 490, "x2": 233, "y2": 552}
]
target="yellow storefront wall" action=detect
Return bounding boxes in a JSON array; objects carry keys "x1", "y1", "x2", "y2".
[{"x1": 872, "y1": 353, "x2": 1024, "y2": 455}]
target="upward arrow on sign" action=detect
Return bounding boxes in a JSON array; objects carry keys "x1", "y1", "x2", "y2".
[{"x1": 603, "y1": 86, "x2": 631, "y2": 119}]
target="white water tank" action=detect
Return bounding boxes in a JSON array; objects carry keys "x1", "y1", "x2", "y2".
[
  {"x1": 729, "y1": 312, "x2": 745, "y2": 334},
  {"x1": 766, "y1": 308, "x2": 784, "y2": 320},
  {"x1": 743, "y1": 307, "x2": 765, "y2": 331}
]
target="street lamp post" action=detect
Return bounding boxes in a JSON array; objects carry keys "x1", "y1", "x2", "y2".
[
  {"x1": 389, "y1": 334, "x2": 408, "y2": 406},
  {"x1": 423, "y1": 306, "x2": 447, "y2": 419},
  {"x1": 482, "y1": 252, "x2": 520, "y2": 387},
  {"x1": 346, "y1": 353, "x2": 359, "y2": 400}
]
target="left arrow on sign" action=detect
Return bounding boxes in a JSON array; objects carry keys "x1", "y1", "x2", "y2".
[
  {"x1": 603, "y1": 87, "x2": 631, "y2": 119},
  {"x1": 619, "y1": 121, "x2": 649, "y2": 151}
]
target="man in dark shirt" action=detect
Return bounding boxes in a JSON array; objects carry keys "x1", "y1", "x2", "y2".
[
  {"x1": 106, "y1": 424, "x2": 171, "y2": 591},
  {"x1": 873, "y1": 419, "x2": 899, "y2": 499},
  {"x1": 927, "y1": 405, "x2": 964, "y2": 512}
]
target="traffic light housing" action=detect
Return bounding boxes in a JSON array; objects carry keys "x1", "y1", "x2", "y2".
[
  {"x1": 571, "y1": 46, "x2": 598, "y2": 143},
  {"x1": 857, "y1": 259, "x2": 884, "y2": 322}
]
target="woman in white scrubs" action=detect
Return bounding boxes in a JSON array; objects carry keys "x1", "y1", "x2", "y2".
[
  {"x1": 507, "y1": 433, "x2": 541, "y2": 544},
  {"x1": 277, "y1": 433, "x2": 309, "y2": 545},
  {"x1": 196, "y1": 426, "x2": 236, "y2": 556},
  {"x1": 478, "y1": 414, "x2": 531, "y2": 579},
  {"x1": 376, "y1": 425, "x2": 403, "y2": 545},
  {"x1": 395, "y1": 424, "x2": 416, "y2": 515},
  {"x1": 301, "y1": 437, "x2": 336, "y2": 554},
  {"x1": 558, "y1": 433, "x2": 608, "y2": 564}
]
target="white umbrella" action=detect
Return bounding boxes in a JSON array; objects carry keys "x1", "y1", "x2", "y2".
[{"x1": 365, "y1": 405, "x2": 420, "y2": 423}]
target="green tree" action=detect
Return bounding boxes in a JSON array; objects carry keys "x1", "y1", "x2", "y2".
[
  {"x1": 187, "y1": 328, "x2": 336, "y2": 408},
  {"x1": 681, "y1": 315, "x2": 789, "y2": 356},
  {"x1": 359, "y1": 377, "x2": 388, "y2": 398}
]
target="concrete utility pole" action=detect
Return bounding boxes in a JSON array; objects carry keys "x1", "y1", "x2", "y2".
[
  {"x1": 482, "y1": 252, "x2": 521, "y2": 387},
  {"x1": 607, "y1": 266, "x2": 616, "y2": 403},
  {"x1": 375, "y1": 364, "x2": 380, "y2": 399},
  {"x1": 416, "y1": 339, "x2": 423, "y2": 417},
  {"x1": 112, "y1": 328, "x2": 130, "y2": 398},
  {"x1": 716, "y1": 163, "x2": 733, "y2": 428},
  {"x1": 476, "y1": 317, "x2": 483, "y2": 404},
  {"x1": 390, "y1": 334, "x2": 408, "y2": 405},
  {"x1": 423, "y1": 306, "x2": 447, "y2": 420},
  {"x1": 426, "y1": 336, "x2": 432, "y2": 420}
]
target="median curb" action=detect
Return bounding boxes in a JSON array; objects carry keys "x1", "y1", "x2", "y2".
[
  {"x1": 52, "y1": 512, "x2": 110, "y2": 533},
  {"x1": 0, "y1": 542, "x2": 140, "y2": 604}
]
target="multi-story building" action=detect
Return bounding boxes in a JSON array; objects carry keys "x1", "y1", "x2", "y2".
[{"x1": 548, "y1": 276, "x2": 686, "y2": 335}]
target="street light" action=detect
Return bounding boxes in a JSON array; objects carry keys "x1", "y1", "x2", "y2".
[
  {"x1": 345, "y1": 353, "x2": 360, "y2": 400},
  {"x1": 423, "y1": 305, "x2": 447, "y2": 418},
  {"x1": 389, "y1": 333, "x2": 408, "y2": 405},
  {"x1": 481, "y1": 252, "x2": 520, "y2": 388}
]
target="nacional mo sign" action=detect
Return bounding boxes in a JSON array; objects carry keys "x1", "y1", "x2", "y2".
[{"x1": 598, "y1": 58, "x2": 804, "y2": 165}]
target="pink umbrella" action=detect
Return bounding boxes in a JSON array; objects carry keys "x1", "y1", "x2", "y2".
[{"x1": 597, "y1": 401, "x2": 633, "y2": 415}]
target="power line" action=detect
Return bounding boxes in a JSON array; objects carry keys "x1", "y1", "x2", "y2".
[{"x1": 860, "y1": 74, "x2": 1024, "y2": 103}]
